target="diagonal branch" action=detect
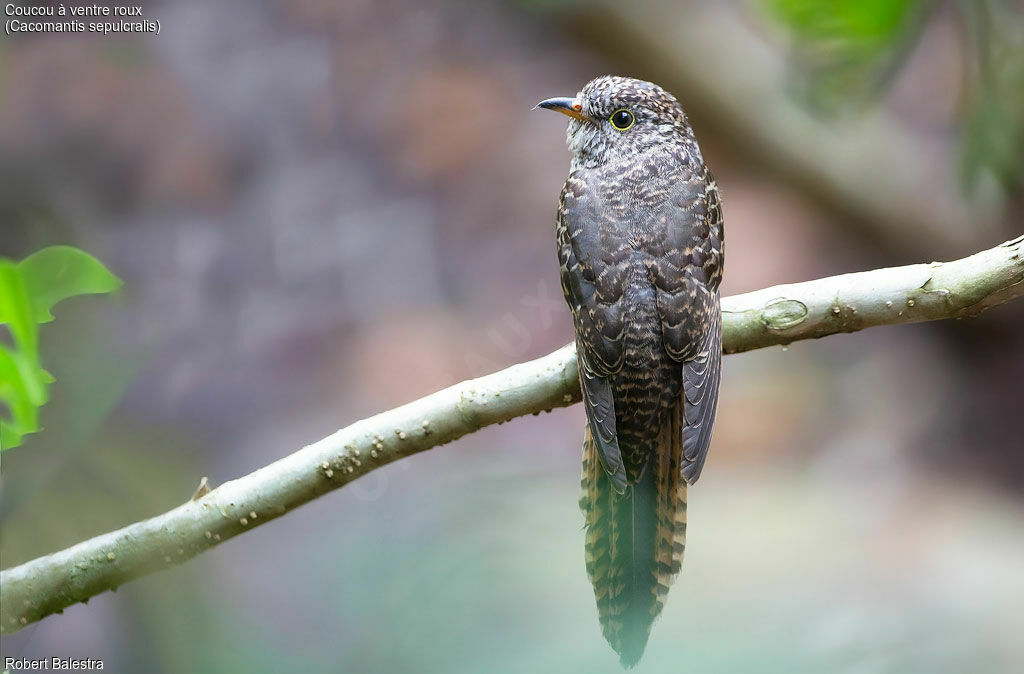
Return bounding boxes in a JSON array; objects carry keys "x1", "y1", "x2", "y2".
[
  {"x1": 721, "y1": 234, "x2": 1024, "y2": 353},
  {"x1": 2, "y1": 235, "x2": 1021, "y2": 633}
]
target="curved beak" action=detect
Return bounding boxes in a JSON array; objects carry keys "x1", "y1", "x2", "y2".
[{"x1": 534, "y1": 96, "x2": 591, "y2": 122}]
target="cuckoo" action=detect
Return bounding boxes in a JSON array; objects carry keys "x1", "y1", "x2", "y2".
[{"x1": 537, "y1": 75, "x2": 724, "y2": 667}]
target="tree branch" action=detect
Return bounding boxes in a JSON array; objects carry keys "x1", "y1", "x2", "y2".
[
  {"x1": 722, "y1": 234, "x2": 1024, "y2": 353},
  {"x1": 2, "y1": 236, "x2": 1021, "y2": 633}
]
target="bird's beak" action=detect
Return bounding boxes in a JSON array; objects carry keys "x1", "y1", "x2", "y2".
[{"x1": 534, "y1": 96, "x2": 591, "y2": 123}]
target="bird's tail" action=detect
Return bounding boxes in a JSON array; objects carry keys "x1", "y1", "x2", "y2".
[{"x1": 579, "y1": 400, "x2": 687, "y2": 668}]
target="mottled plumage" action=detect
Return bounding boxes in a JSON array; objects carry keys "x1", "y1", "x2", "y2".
[{"x1": 539, "y1": 76, "x2": 724, "y2": 666}]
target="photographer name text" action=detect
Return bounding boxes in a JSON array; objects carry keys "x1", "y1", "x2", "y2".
[{"x1": 4, "y1": 657, "x2": 104, "y2": 671}]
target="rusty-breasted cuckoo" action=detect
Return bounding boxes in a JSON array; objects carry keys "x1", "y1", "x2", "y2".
[{"x1": 537, "y1": 75, "x2": 724, "y2": 667}]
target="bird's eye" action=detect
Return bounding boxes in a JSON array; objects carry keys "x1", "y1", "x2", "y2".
[{"x1": 609, "y1": 109, "x2": 635, "y2": 130}]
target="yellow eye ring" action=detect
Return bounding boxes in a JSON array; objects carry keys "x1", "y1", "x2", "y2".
[{"x1": 609, "y1": 109, "x2": 635, "y2": 130}]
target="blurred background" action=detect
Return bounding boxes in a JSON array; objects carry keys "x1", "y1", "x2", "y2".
[{"x1": 1, "y1": 0, "x2": 1023, "y2": 672}]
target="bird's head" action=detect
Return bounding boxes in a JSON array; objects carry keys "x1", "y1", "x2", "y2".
[{"x1": 536, "y1": 75, "x2": 694, "y2": 169}]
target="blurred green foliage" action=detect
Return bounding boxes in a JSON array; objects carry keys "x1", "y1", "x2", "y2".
[
  {"x1": 960, "y1": 0, "x2": 1024, "y2": 194},
  {"x1": 762, "y1": 0, "x2": 1024, "y2": 196},
  {"x1": 0, "y1": 246, "x2": 121, "y2": 450},
  {"x1": 760, "y1": 0, "x2": 924, "y2": 107}
]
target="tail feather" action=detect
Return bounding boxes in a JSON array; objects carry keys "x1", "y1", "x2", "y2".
[{"x1": 581, "y1": 401, "x2": 687, "y2": 667}]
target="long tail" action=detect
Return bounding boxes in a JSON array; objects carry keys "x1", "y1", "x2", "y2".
[{"x1": 580, "y1": 400, "x2": 687, "y2": 667}]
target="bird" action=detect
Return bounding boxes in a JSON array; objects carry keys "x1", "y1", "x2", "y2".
[{"x1": 536, "y1": 76, "x2": 724, "y2": 667}]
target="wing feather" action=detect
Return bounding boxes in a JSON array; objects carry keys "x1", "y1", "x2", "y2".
[
  {"x1": 578, "y1": 350, "x2": 627, "y2": 492},
  {"x1": 680, "y1": 304, "x2": 721, "y2": 483},
  {"x1": 559, "y1": 173, "x2": 630, "y2": 492}
]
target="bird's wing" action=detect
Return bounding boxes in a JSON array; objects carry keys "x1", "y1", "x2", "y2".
[
  {"x1": 577, "y1": 352, "x2": 626, "y2": 493},
  {"x1": 680, "y1": 305, "x2": 720, "y2": 483},
  {"x1": 647, "y1": 169, "x2": 725, "y2": 483},
  {"x1": 558, "y1": 174, "x2": 629, "y2": 493}
]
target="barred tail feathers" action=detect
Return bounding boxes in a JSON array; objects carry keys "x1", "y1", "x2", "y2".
[{"x1": 580, "y1": 401, "x2": 687, "y2": 667}]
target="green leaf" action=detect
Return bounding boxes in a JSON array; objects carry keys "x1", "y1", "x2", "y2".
[
  {"x1": 760, "y1": 0, "x2": 925, "y2": 110},
  {"x1": 0, "y1": 343, "x2": 44, "y2": 451},
  {"x1": 765, "y1": 0, "x2": 919, "y2": 39},
  {"x1": 0, "y1": 246, "x2": 120, "y2": 451},
  {"x1": 1, "y1": 420, "x2": 24, "y2": 451},
  {"x1": 15, "y1": 245, "x2": 122, "y2": 324},
  {"x1": 0, "y1": 261, "x2": 37, "y2": 352},
  {"x1": 0, "y1": 261, "x2": 44, "y2": 450}
]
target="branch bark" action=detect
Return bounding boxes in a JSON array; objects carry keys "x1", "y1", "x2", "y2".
[{"x1": 2, "y1": 235, "x2": 1021, "y2": 633}]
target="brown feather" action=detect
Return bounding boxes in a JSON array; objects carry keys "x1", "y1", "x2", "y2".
[{"x1": 580, "y1": 396, "x2": 687, "y2": 667}]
